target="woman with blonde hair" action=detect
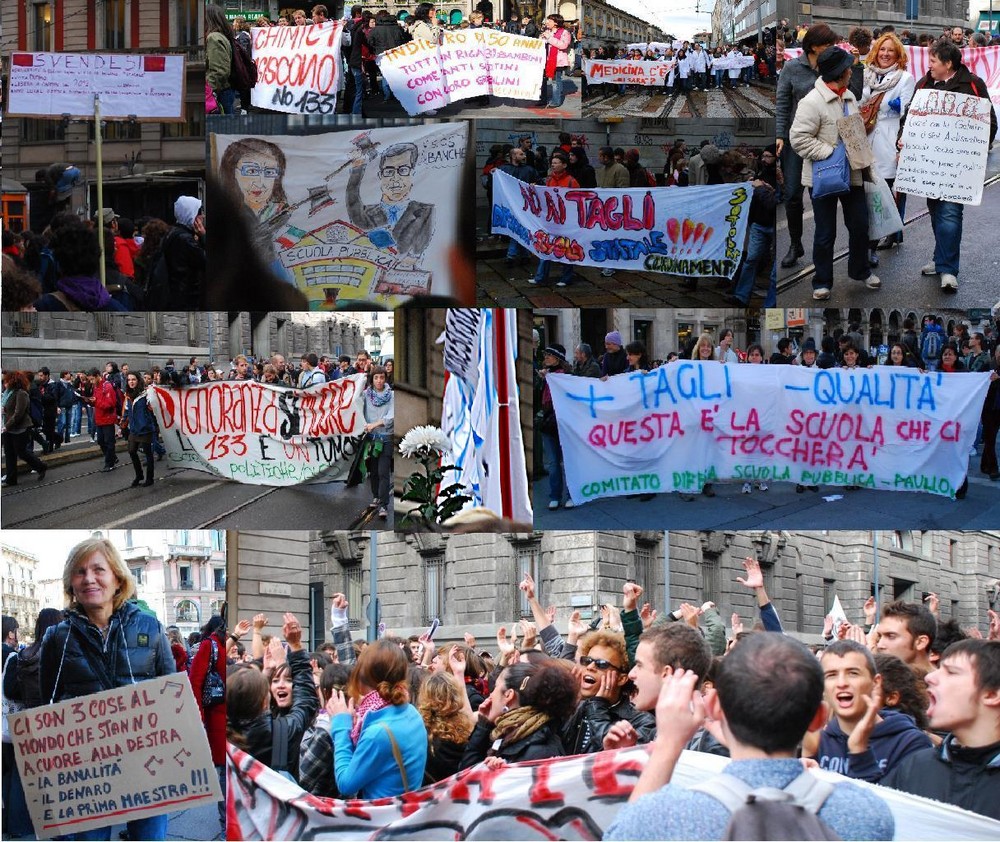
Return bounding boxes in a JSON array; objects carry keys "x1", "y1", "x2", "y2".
[
  {"x1": 418, "y1": 648, "x2": 477, "y2": 782},
  {"x1": 861, "y1": 32, "x2": 915, "y2": 256},
  {"x1": 39, "y1": 537, "x2": 175, "y2": 840},
  {"x1": 690, "y1": 332, "x2": 719, "y2": 362}
]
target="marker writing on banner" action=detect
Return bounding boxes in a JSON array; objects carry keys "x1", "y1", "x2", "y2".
[
  {"x1": 627, "y1": 363, "x2": 733, "y2": 411},
  {"x1": 796, "y1": 369, "x2": 939, "y2": 411},
  {"x1": 588, "y1": 412, "x2": 684, "y2": 446},
  {"x1": 492, "y1": 204, "x2": 532, "y2": 244},
  {"x1": 563, "y1": 190, "x2": 656, "y2": 231},
  {"x1": 590, "y1": 231, "x2": 671, "y2": 262},
  {"x1": 724, "y1": 187, "x2": 749, "y2": 260}
]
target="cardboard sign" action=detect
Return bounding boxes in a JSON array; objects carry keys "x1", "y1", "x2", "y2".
[
  {"x1": 491, "y1": 169, "x2": 754, "y2": 279},
  {"x1": 377, "y1": 30, "x2": 545, "y2": 115},
  {"x1": 146, "y1": 377, "x2": 367, "y2": 486},
  {"x1": 250, "y1": 21, "x2": 344, "y2": 114},
  {"x1": 7, "y1": 52, "x2": 186, "y2": 120},
  {"x1": 546, "y1": 364, "x2": 991, "y2": 503},
  {"x1": 895, "y1": 89, "x2": 992, "y2": 204},
  {"x1": 10, "y1": 675, "x2": 221, "y2": 839},
  {"x1": 212, "y1": 123, "x2": 467, "y2": 307},
  {"x1": 583, "y1": 60, "x2": 672, "y2": 86},
  {"x1": 837, "y1": 112, "x2": 875, "y2": 169}
]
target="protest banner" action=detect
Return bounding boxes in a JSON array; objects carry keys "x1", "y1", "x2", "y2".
[
  {"x1": 583, "y1": 60, "x2": 672, "y2": 85},
  {"x1": 491, "y1": 169, "x2": 753, "y2": 278},
  {"x1": 895, "y1": 88, "x2": 992, "y2": 204},
  {"x1": 545, "y1": 363, "x2": 991, "y2": 502},
  {"x1": 708, "y1": 54, "x2": 757, "y2": 70},
  {"x1": 250, "y1": 21, "x2": 344, "y2": 114},
  {"x1": 377, "y1": 30, "x2": 545, "y2": 115},
  {"x1": 227, "y1": 742, "x2": 1000, "y2": 840},
  {"x1": 145, "y1": 377, "x2": 366, "y2": 486},
  {"x1": 212, "y1": 122, "x2": 467, "y2": 307},
  {"x1": 6, "y1": 53, "x2": 186, "y2": 120},
  {"x1": 10, "y1": 675, "x2": 221, "y2": 840}
]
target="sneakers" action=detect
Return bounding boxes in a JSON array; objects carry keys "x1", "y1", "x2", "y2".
[
  {"x1": 528, "y1": 277, "x2": 541, "y2": 285},
  {"x1": 940, "y1": 273, "x2": 958, "y2": 292},
  {"x1": 813, "y1": 287, "x2": 831, "y2": 300},
  {"x1": 564, "y1": 499, "x2": 576, "y2": 509},
  {"x1": 757, "y1": 481, "x2": 768, "y2": 492},
  {"x1": 920, "y1": 261, "x2": 938, "y2": 276},
  {"x1": 600, "y1": 269, "x2": 616, "y2": 277},
  {"x1": 865, "y1": 274, "x2": 881, "y2": 289},
  {"x1": 555, "y1": 277, "x2": 573, "y2": 287},
  {"x1": 378, "y1": 506, "x2": 388, "y2": 519},
  {"x1": 548, "y1": 500, "x2": 559, "y2": 510},
  {"x1": 742, "y1": 482, "x2": 752, "y2": 494}
]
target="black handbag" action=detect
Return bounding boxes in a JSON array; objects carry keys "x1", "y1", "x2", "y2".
[{"x1": 201, "y1": 638, "x2": 224, "y2": 706}]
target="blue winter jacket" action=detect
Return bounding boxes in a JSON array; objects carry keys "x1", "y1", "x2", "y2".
[
  {"x1": 122, "y1": 392, "x2": 159, "y2": 438},
  {"x1": 330, "y1": 703, "x2": 427, "y2": 798},
  {"x1": 816, "y1": 708, "x2": 932, "y2": 782}
]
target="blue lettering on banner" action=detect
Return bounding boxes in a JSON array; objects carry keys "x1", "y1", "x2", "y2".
[
  {"x1": 630, "y1": 363, "x2": 733, "y2": 409},
  {"x1": 588, "y1": 231, "x2": 671, "y2": 262},
  {"x1": 804, "y1": 370, "x2": 938, "y2": 412},
  {"x1": 565, "y1": 383, "x2": 616, "y2": 419},
  {"x1": 491, "y1": 204, "x2": 532, "y2": 246}
]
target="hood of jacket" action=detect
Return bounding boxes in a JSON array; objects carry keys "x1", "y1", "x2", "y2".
[
  {"x1": 174, "y1": 195, "x2": 202, "y2": 229},
  {"x1": 57, "y1": 275, "x2": 113, "y2": 309}
]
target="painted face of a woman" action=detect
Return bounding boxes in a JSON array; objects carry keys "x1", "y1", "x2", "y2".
[{"x1": 234, "y1": 153, "x2": 280, "y2": 212}]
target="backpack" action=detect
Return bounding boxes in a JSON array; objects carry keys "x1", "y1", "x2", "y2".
[
  {"x1": 921, "y1": 329, "x2": 943, "y2": 363},
  {"x1": 688, "y1": 771, "x2": 840, "y2": 841},
  {"x1": 28, "y1": 391, "x2": 44, "y2": 426},
  {"x1": 229, "y1": 34, "x2": 258, "y2": 90}
]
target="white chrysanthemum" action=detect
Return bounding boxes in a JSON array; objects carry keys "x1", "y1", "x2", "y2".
[{"x1": 398, "y1": 425, "x2": 451, "y2": 458}]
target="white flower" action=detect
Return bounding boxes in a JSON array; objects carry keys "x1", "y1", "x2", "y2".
[{"x1": 398, "y1": 425, "x2": 451, "y2": 458}]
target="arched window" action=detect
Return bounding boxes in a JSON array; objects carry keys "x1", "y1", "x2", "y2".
[{"x1": 176, "y1": 600, "x2": 200, "y2": 624}]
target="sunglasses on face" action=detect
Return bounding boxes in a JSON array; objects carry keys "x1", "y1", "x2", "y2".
[
  {"x1": 238, "y1": 163, "x2": 281, "y2": 178},
  {"x1": 580, "y1": 656, "x2": 624, "y2": 672}
]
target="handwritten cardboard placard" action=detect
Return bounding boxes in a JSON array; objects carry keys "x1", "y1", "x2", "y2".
[
  {"x1": 583, "y1": 60, "x2": 672, "y2": 85},
  {"x1": 837, "y1": 112, "x2": 875, "y2": 169},
  {"x1": 546, "y1": 363, "x2": 992, "y2": 503},
  {"x1": 6, "y1": 52, "x2": 186, "y2": 120},
  {"x1": 9, "y1": 675, "x2": 221, "y2": 839},
  {"x1": 146, "y1": 376, "x2": 366, "y2": 486},
  {"x1": 895, "y1": 89, "x2": 992, "y2": 204},
  {"x1": 377, "y1": 30, "x2": 545, "y2": 115},
  {"x1": 491, "y1": 169, "x2": 753, "y2": 278},
  {"x1": 250, "y1": 21, "x2": 344, "y2": 114}
]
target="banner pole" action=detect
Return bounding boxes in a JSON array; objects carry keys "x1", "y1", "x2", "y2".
[
  {"x1": 493, "y1": 308, "x2": 513, "y2": 519},
  {"x1": 94, "y1": 93, "x2": 106, "y2": 288}
]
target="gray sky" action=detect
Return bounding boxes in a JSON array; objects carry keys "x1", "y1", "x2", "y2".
[
  {"x1": 3, "y1": 530, "x2": 94, "y2": 581},
  {"x1": 602, "y1": 0, "x2": 716, "y2": 42}
]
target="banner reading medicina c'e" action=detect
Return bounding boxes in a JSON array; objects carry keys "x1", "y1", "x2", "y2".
[
  {"x1": 146, "y1": 377, "x2": 366, "y2": 486},
  {"x1": 546, "y1": 364, "x2": 991, "y2": 502},
  {"x1": 583, "y1": 60, "x2": 672, "y2": 85},
  {"x1": 491, "y1": 169, "x2": 753, "y2": 278},
  {"x1": 212, "y1": 122, "x2": 467, "y2": 307},
  {"x1": 377, "y1": 31, "x2": 545, "y2": 116}
]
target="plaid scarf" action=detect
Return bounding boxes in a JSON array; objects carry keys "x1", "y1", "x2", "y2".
[{"x1": 350, "y1": 689, "x2": 388, "y2": 745}]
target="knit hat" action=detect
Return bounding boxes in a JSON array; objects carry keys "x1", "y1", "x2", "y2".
[
  {"x1": 801, "y1": 338, "x2": 817, "y2": 353},
  {"x1": 605, "y1": 331, "x2": 623, "y2": 347},
  {"x1": 543, "y1": 344, "x2": 568, "y2": 362},
  {"x1": 817, "y1": 46, "x2": 854, "y2": 82}
]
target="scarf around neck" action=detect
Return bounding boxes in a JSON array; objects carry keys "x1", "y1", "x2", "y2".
[
  {"x1": 490, "y1": 706, "x2": 550, "y2": 750},
  {"x1": 365, "y1": 385, "x2": 392, "y2": 407},
  {"x1": 350, "y1": 689, "x2": 388, "y2": 744},
  {"x1": 864, "y1": 61, "x2": 904, "y2": 94}
]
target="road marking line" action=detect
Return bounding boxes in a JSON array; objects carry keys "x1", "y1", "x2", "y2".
[{"x1": 100, "y1": 484, "x2": 218, "y2": 529}]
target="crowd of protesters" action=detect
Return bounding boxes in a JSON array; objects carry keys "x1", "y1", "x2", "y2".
[
  {"x1": 1, "y1": 538, "x2": 227, "y2": 840},
  {"x1": 1, "y1": 199, "x2": 205, "y2": 312},
  {"x1": 222, "y1": 559, "x2": 1000, "y2": 836},
  {"x1": 535, "y1": 319, "x2": 1000, "y2": 509}
]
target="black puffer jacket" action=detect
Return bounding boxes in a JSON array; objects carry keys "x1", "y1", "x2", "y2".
[
  {"x1": 459, "y1": 714, "x2": 566, "y2": 769},
  {"x1": 39, "y1": 602, "x2": 175, "y2": 703},
  {"x1": 368, "y1": 18, "x2": 410, "y2": 55},
  {"x1": 229, "y1": 649, "x2": 318, "y2": 779}
]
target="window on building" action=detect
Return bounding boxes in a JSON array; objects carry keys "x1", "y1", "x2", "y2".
[
  {"x1": 948, "y1": 539, "x2": 957, "y2": 568},
  {"x1": 89, "y1": 121, "x2": 141, "y2": 141},
  {"x1": 176, "y1": 600, "x2": 199, "y2": 623},
  {"x1": 634, "y1": 538, "x2": 655, "y2": 599},
  {"x1": 213, "y1": 568, "x2": 225, "y2": 590},
  {"x1": 32, "y1": 3, "x2": 54, "y2": 51},
  {"x1": 399, "y1": 310, "x2": 427, "y2": 390},
  {"x1": 343, "y1": 563, "x2": 363, "y2": 630},
  {"x1": 20, "y1": 120, "x2": 66, "y2": 143},
  {"x1": 177, "y1": 0, "x2": 199, "y2": 46},
  {"x1": 516, "y1": 543, "x2": 540, "y2": 619},
  {"x1": 163, "y1": 103, "x2": 205, "y2": 139},
  {"x1": 130, "y1": 566, "x2": 143, "y2": 585},
  {"x1": 104, "y1": 0, "x2": 127, "y2": 49},
  {"x1": 211, "y1": 531, "x2": 224, "y2": 551},
  {"x1": 795, "y1": 573, "x2": 804, "y2": 632},
  {"x1": 823, "y1": 578, "x2": 836, "y2": 617},
  {"x1": 179, "y1": 566, "x2": 192, "y2": 589},
  {"x1": 424, "y1": 553, "x2": 445, "y2": 624}
]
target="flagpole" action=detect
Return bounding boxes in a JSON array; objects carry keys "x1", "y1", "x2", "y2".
[
  {"x1": 493, "y1": 308, "x2": 513, "y2": 519},
  {"x1": 94, "y1": 93, "x2": 106, "y2": 287}
]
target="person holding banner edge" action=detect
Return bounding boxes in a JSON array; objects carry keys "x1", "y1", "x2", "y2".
[{"x1": 39, "y1": 537, "x2": 177, "y2": 841}]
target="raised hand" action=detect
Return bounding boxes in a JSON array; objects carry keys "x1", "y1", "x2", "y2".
[
  {"x1": 519, "y1": 572, "x2": 535, "y2": 600},
  {"x1": 863, "y1": 596, "x2": 878, "y2": 625},
  {"x1": 923, "y1": 592, "x2": 940, "y2": 617},
  {"x1": 233, "y1": 619, "x2": 252, "y2": 638},
  {"x1": 678, "y1": 603, "x2": 702, "y2": 629},
  {"x1": 496, "y1": 626, "x2": 515, "y2": 655},
  {"x1": 448, "y1": 644, "x2": 467, "y2": 677},
  {"x1": 846, "y1": 680, "x2": 883, "y2": 755},
  {"x1": 463, "y1": 632, "x2": 477, "y2": 648},
  {"x1": 263, "y1": 637, "x2": 286, "y2": 671},
  {"x1": 282, "y1": 613, "x2": 303, "y2": 649},
  {"x1": 567, "y1": 610, "x2": 587, "y2": 641},
  {"x1": 822, "y1": 614, "x2": 834, "y2": 637},
  {"x1": 736, "y1": 556, "x2": 764, "y2": 590},
  {"x1": 640, "y1": 603, "x2": 657, "y2": 630},
  {"x1": 988, "y1": 609, "x2": 1000, "y2": 641},
  {"x1": 545, "y1": 605, "x2": 557, "y2": 625},
  {"x1": 252, "y1": 613, "x2": 269, "y2": 630},
  {"x1": 623, "y1": 582, "x2": 644, "y2": 612},
  {"x1": 603, "y1": 720, "x2": 639, "y2": 750},
  {"x1": 331, "y1": 592, "x2": 349, "y2": 611},
  {"x1": 654, "y1": 669, "x2": 706, "y2": 748},
  {"x1": 731, "y1": 613, "x2": 743, "y2": 636}
]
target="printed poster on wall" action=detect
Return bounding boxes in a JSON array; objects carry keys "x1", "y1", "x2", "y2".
[
  {"x1": 546, "y1": 364, "x2": 991, "y2": 503},
  {"x1": 146, "y1": 377, "x2": 366, "y2": 486},
  {"x1": 249, "y1": 21, "x2": 344, "y2": 114},
  {"x1": 491, "y1": 169, "x2": 753, "y2": 278},
  {"x1": 212, "y1": 122, "x2": 467, "y2": 307}
]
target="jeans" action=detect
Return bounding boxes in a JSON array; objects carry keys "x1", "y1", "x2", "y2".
[
  {"x1": 217, "y1": 88, "x2": 236, "y2": 115},
  {"x1": 732, "y1": 223, "x2": 775, "y2": 303},
  {"x1": 66, "y1": 814, "x2": 169, "y2": 841},
  {"x1": 549, "y1": 68, "x2": 565, "y2": 107},
  {"x1": 926, "y1": 198, "x2": 962, "y2": 276},
  {"x1": 368, "y1": 440, "x2": 392, "y2": 507},
  {"x1": 85, "y1": 404, "x2": 95, "y2": 437},
  {"x1": 541, "y1": 432, "x2": 566, "y2": 503},
  {"x1": 764, "y1": 255, "x2": 777, "y2": 307},
  {"x1": 507, "y1": 239, "x2": 526, "y2": 260},
  {"x1": 70, "y1": 402, "x2": 82, "y2": 435},
  {"x1": 714, "y1": 69, "x2": 724, "y2": 87},
  {"x1": 380, "y1": 74, "x2": 392, "y2": 100},
  {"x1": 95, "y1": 424, "x2": 116, "y2": 468},
  {"x1": 533, "y1": 259, "x2": 574, "y2": 286},
  {"x1": 57, "y1": 406, "x2": 76, "y2": 442},
  {"x1": 809, "y1": 185, "x2": 870, "y2": 289},
  {"x1": 781, "y1": 144, "x2": 805, "y2": 246},
  {"x1": 351, "y1": 67, "x2": 365, "y2": 115}
]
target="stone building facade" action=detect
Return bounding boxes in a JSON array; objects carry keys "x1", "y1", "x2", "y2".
[
  {"x1": 776, "y1": 0, "x2": 972, "y2": 37},
  {"x1": 581, "y1": 0, "x2": 668, "y2": 49},
  {"x1": 307, "y1": 529, "x2": 1000, "y2": 646},
  {"x1": 1, "y1": 0, "x2": 205, "y2": 230},
  {"x1": 0, "y1": 544, "x2": 42, "y2": 644},
  {"x1": 0, "y1": 311, "x2": 367, "y2": 374}
]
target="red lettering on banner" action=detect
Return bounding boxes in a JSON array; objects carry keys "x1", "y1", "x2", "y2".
[
  {"x1": 531, "y1": 231, "x2": 585, "y2": 261},
  {"x1": 527, "y1": 762, "x2": 566, "y2": 807},
  {"x1": 587, "y1": 750, "x2": 644, "y2": 800},
  {"x1": 730, "y1": 408, "x2": 759, "y2": 432},
  {"x1": 785, "y1": 410, "x2": 885, "y2": 446},
  {"x1": 399, "y1": 788, "x2": 436, "y2": 817},
  {"x1": 447, "y1": 764, "x2": 501, "y2": 805},
  {"x1": 342, "y1": 799, "x2": 371, "y2": 820},
  {"x1": 564, "y1": 190, "x2": 655, "y2": 231},
  {"x1": 940, "y1": 420, "x2": 961, "y2": 441},
  {"x1": 589, "y1": 413, "x2": 683, "y2": 447},
  {"x1": 896, "y1": 419, "x2": 931, "y2": 441}
]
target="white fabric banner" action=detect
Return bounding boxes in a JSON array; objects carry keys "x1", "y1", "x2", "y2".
[
  {"x1": 212, "y1": 123, "x2": 466, "y2": 307},
  {"x1": 444, "y1": 308, "x2": 483, "y2": 388},
  {"x1": 7, "y1": 52, "x2": 186, "y2": 120},
  {"x1": 710, "y1": 54, "x2": 757, "y2": 70},
  {"x1": 250, "y1": 21, "x2": 344, "y2": 114},
  {"x1": 546, "y1": 364, "x2": 991, "y2": 503},
  {"x1": 584, "y1": 59, "x2": 672, "y2": 85},
  {"x1": 146, "y1": 377, "x2": 366, "y2": 486},
  {"x1": 491, "y1": 169, "x2": 754, "y2": 278},
  {"x1": 227, "y1": 743, "x2": 1000, "y2": 840},
  {"x1": 895, "y1": 89, "x2": 992, "y2": 204},
  {"x1": 377, "y1": 30, "x2": 545, "y2": 115}
]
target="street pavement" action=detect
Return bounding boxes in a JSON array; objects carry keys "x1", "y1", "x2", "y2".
[
  {"x1": 583, "y1": 83, "x2": 776, "y2": 119},
  {"x1": 776, "y1": 145, "x2": 1000, "y2": 307},
  {"x1": 533, "y1": 452, "x2": 1000, "y2": 530},
  {"x1": 1, "y1": 436, "x2": 388, "y2": 530}
]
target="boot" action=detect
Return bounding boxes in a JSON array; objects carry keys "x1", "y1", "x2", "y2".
[
  {"x1": 144, "y1": 466, "x2": 154, "y2": 486},
  {"x1": 780, "y1": 242, "x2": 804, "y2": 268},
  {"x1": 131, "y1": 473, "x2": 143, "y2": 487}
]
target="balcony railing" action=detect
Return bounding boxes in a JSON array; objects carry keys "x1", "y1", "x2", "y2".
[{"x1": 179, "y1": 581, "x2": 194, "y2": 590}]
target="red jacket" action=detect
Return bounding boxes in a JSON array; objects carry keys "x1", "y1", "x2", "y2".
[
  {"x1": 546, "y1": 171, "x2": 579, "y2": 189},
  {"x1": 189, "y1": 631, "x2": 227, "y2": 764},
  {"x1": 92, "y1": 380, "x2": 119, "y2": 426},
  {"x1": 114, "y1": 236, "x2": 140, "y2": 278}
]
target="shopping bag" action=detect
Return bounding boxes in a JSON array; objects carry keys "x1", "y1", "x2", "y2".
[{"x1": 864, "y1": 172, "x2": 904, "y2": 239}]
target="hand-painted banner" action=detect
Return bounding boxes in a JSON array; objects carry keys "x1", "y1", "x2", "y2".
[
  {"x1": 584, "y1": 60, "x2": 672, "y2": 85},
  {"x1": 250, "y1": 21, "x2": 344, "y2": 114},
  {"x1": 212, "y1": 123, "x2": 467, "y2": 307},
  {"x1": 895, "y1": 89, "x2": 992, "y2": 204},
  {"x1": 146, "y1": 377, "x2": 366, "y2": 486},
  {"x1": 546, "y1": 364, "x2": 992, "y2": 502},
  {"x1": 227, "y1": 742, "x2": 1000, "y2": 840},
  {"x1": 491, "y1": 169, "x2": 753, "y2": 278},
  {"x1": 377, "y1": 30, "x2": 545, "y2": 115},
  {"x1": 709, "y1": 54, "x2": 757, "y2": 70},
  {"x1": 785, "y1": 45, "x2": 1000, "y2": 109},
  {"x1": 7, "y1": 53, "x2": 186, "y2": 120},
  {"x1": 11, "y1": 677, "x2": 221, "y2": 840}
]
